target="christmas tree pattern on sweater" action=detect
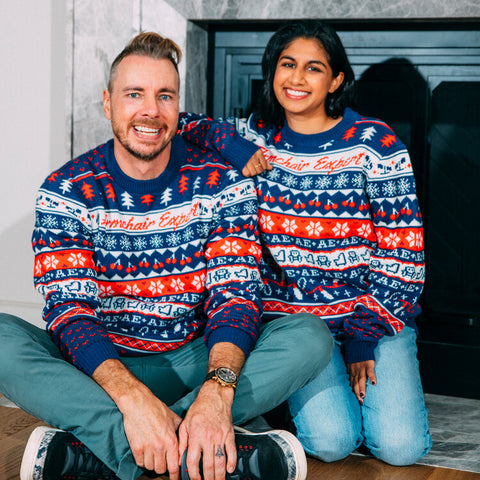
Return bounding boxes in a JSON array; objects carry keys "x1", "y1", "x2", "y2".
[
  {"x1": 32, "y1": 136, "x2": 263, "y2": 375},
  {"x1": 178, "y1": 108, "x2": 424, "y2": 363}
]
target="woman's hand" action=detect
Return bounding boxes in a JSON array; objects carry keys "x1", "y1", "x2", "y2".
[
  {"x1": 347, "y1": 360, "x2": 376, "y2": 404},
  {"x1": 241, "y1": 149, "x2": 272, "y2": 177}
]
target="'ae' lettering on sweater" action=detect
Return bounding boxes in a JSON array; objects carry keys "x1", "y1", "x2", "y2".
[
  {"x1": 178, "y1": 108, "x2": 425, "y2": 364},
  {"x1": 33, "y1": 136, "x2": 263, "y2": 376}
]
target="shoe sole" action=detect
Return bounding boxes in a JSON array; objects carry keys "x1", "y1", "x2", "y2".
[
  {"x1": 20, "y1": 426, "x2": 61, "y2": 480},
  {"x1": 234, "y1": 426, "x2": 308, "y2": 480}
]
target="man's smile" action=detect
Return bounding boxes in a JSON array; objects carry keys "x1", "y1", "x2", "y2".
[{"x1": 133, "y1": 125, "x2": 161, "y2": 136}]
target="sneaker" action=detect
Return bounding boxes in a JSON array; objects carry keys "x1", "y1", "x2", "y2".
[
  {"x1": 20, "y1": 426, "x2": 119, "y2": 480},
  {"x1": 181, "y1": 426, "x2": 307, "y2": 480}
]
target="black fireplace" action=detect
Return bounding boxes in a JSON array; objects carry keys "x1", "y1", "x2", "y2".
[{"x1": 200, "y1": 20, "x2": 480, "y2": 399}]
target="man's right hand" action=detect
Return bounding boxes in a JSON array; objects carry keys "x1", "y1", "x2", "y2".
[
  {"x1": 242, "y1": 148, "x2": 272, "y2": 177},
  {"x1": 121, "y1": 387, "x2": 182, "y2": 477},
  {"x1": 92, "y1": 359, "x2": 182, "y2": 479}
]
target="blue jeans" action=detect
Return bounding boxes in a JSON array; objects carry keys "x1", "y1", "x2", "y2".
[
  {"x1": 288, "y1": 326, "x2": 432, "y2": 466},
  {"x1": 0, "y1": 312, "x2": 333, "y2": 480}
]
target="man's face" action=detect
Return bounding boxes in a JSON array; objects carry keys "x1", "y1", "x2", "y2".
[{"x1": 103, "y1": 54, "x2": 180, "y2": 164}]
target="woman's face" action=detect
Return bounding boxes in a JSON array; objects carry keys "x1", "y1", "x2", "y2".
[{"x1": 273, "y1": 37, "x2": 344, "y2": 127}]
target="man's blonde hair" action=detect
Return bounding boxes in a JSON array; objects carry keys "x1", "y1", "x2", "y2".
[{"x1": 108, "y1": 32, "x2": 182, "y2": 92}]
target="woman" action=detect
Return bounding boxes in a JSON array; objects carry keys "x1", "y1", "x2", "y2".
[{"x1": 179, "y1": 20, "x2": 431, "y2": 466}]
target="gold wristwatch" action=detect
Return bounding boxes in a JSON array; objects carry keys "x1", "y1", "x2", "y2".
[{"x1": 204, "y1": 367, "x2": 238, "y2": 389}]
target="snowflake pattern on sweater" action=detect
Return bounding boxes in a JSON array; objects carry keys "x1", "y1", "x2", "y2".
[
  {"x1": 32, "y1": 135, "x2": 263, "y2": 375},
  {"x1": 178, "y1": 109, "x2": 425, "y2": 363}
]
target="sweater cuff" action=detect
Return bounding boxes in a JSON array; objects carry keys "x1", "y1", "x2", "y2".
[
  {"x1": 73, "y1": 339, "x2": 120, "y2": 377},
  {"x1": 223, "y1": 136, "x2": 261, "y2": 172},
  {"x1": 206, "y1": 327, "x2": 255, "y2": 358},
  {"x1": 343, "y1": 339, "x2": 378, "y2": 364}
]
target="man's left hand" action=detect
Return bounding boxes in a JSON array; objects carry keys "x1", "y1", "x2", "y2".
[
  {"x1": 347, "y1": 360, "x2": 376, "y2": 404},
  {"x1": 178, "y1": 381, "x2": 236, "y2": 480}
]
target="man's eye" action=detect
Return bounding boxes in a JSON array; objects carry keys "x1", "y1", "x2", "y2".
[
  {"x1": 129, "y1": 93, "x2": 140, "y2": 98},
  {"x1": 160, "y1": 94, "x2": 171, "y2": 101}
]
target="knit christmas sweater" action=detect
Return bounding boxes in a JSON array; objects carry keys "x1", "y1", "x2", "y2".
[
  {"x1": 178, "y1": 108, "x2": 425, "y2": 364},
  {"x1": 32, "y1": 135, "x2": 263, "y2": 376}
]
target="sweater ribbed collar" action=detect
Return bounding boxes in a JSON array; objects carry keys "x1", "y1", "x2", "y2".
[
  {"x1": 105, "y1": 135, "x2": 185, "y2": 195},
  {"x1": 280, "y1": 108, "x2": 357, "y2": 152}
]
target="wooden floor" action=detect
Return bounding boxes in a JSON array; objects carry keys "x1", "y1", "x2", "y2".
[{"x1": 1, "y1": 400, "x2": 479, "y2": 480}]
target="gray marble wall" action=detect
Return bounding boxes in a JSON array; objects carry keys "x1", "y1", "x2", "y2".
[
  {"x1": 68, "y1": 0, "x2": 480, "y2": 158},
  {"x1": 163, "y1": 0, "x2": 480, "y2": 20},
  {"x1": 67, "y1": 0, "x2": 140, "y2": 156}
]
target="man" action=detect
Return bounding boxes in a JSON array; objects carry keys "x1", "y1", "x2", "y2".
[{"x1": 0, "y1": 33, "x2": 332, "y2": 480}]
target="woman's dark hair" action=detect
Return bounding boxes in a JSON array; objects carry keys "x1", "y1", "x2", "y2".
[{"x1": 255, "y1": 20, "x2": 355, "y2": 125}]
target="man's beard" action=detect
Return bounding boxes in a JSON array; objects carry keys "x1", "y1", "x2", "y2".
[
  {"x1": 112, "y1": 119, "x2": 172, "y2": 162},
  {"x1": 120, "y1": 137, "x2": 170, "y2": 162}
]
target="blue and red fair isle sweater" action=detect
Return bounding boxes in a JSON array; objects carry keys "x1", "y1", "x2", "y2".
[
  {"x1": 32, "y1": 135, "x2": 263, "y2": 376},
  {"x1": 178, "y1": 108, "x2": 425, "y2": 364}
]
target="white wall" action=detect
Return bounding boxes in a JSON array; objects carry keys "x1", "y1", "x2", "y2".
[{"x1": 0, "y1": 0, "x2": 66, "y2": 326}]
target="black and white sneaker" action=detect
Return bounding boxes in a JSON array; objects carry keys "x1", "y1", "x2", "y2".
[
  {"x1": 20, "y1": 426, "x2": 119, "y2": 480},
  {"x1": 181, "y1": 426, "x2": 307, "y2": 480}
]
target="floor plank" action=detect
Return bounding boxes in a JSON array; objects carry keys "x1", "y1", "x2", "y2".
[
  {"x1": 0, "y1": 407, "x2": 47, "y2": 480},
  {"x1": 1, "y1": 401, "x2": 479, "y2": 480}
]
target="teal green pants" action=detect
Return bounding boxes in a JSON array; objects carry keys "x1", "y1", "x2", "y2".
[{"x1": 0, "y1": 313, "x2": 332, "y2": 480}]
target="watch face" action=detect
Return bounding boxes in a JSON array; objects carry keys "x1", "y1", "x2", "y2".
[{"x1": 216, "y1": 367, "x2": 237, "y2": 384}]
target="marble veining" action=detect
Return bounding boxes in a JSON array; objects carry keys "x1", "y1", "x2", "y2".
[
  {"x1": 418, "y1": 394, "x2": 480, "y2": 473},
  {"x1": 163, "y1": 0, "x2": 480, "y2": 19}
]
